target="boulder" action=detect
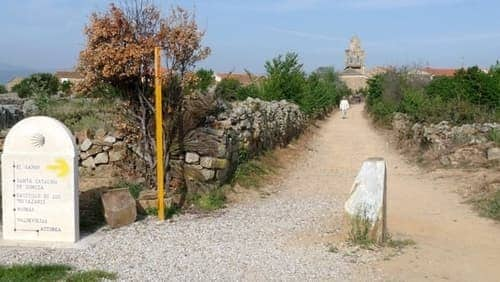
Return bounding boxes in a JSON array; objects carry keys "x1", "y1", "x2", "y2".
[
  {"x1": 488, "y1": 147, "x2": 500, "y2": 161},
  {"x1": 101, "y1": 188, "x2": 137, "y2": 228},
  {"x1": 345, "y1": 158, "x2": 387, "y2": 244}
]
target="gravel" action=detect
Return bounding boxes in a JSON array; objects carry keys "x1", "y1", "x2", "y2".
[
  {"x1": 0, "y1": 109, "x2": 383, "y2": 281},
  {"x1": 0, "y1": 191, "x2": 364, "y2": 281}
]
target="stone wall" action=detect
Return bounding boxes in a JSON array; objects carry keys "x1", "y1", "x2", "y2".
[
  {"x1": 179, "y1": 97, "x2": 305, "y2": 195},
  {"x1": 392, "y1": 113, "x2": 500, "y2": 167}
]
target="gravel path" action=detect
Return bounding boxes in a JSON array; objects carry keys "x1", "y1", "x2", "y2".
[{"x1": 0, "y1": 105, "x2": 380, "y2": 281}]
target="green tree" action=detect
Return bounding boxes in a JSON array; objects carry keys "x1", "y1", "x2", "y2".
[
  {"x1": 59, "y1": 81, "x2": 73, "y2": 95},
  {"x1": 262, "y1": 52, "x2": 306, "y2": 103},
  {"x1": 12, "y1": 73, "x2": 60, "y2": 98},
  {"x1": 195, "y1": 68, "x2": 215, "y2": 92},
  {"x1": 0, "y1": 84, "x2": 7, "y2": 94},
  {"x1": 215, "y1": 78, "x2": 242, "y2": 100}
]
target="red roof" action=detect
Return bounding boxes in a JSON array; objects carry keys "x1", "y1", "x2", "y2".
[{"x1": 421, "y1": 67, "x2": 457, "y2": 77}]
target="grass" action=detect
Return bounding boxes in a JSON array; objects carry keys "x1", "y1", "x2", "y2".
[
  {"x1": 192, "y1": 189, "x2": 227, "y2": 211},
  {"x1": 0, "y1": 264, "x2": 116, "y2": 282},
  {"x1": 231, "y1": 151, "x2": 280, "y2": 188},
  {"x1": 145, "y1": 205, "x2": 181, "y2": 219},
  {"x1": 471, "y1": 190, "x2": 500, "y2": 221},
  {"x1": 347, "y1": 211, "x2": 375, "y2": 248},
  {"x1": 488, "y1": 129, "x2": 500, "y2": 146},
  {"x1": 117, "y1": 181, "x2": 143, "y2": 199},
  {"x1": 38, "y1": 97, "x2": 117, "y2": 132}
]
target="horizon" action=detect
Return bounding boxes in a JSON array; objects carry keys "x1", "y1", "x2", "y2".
[{"x1": 1, "y1": 0, "x2": 500, "y2": 77}]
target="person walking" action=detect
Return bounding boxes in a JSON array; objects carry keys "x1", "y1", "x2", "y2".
[{"x1": 339, "y1": 97, "x2": 350, "y2": 119}]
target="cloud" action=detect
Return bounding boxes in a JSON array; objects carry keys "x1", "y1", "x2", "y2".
[{"x1": 269, "y1": 27, "x2": 345, "y2": 42}]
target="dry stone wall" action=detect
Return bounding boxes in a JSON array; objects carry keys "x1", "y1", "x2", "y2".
[
  {"x1": 179, "y1": 97, "x2": 305, "y2": 195},
  {"x1": 392, "y1": 113, "x2": 500, "y2": 167}
]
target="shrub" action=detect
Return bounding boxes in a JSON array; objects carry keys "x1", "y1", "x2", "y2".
[
  {"x1": 215, "y1": 78, "x2": 242, "y2": 101},
  {"x1": 0, "y1": 84, "x2": 7, "y2": 94},
  {"x1": 366, "y1": 65, "x2": 500, "y2": 126},
  {"x1": 195, "y1": 68, "x2": 215, "y2": 92},
  {"x1": 12, "y1": 73, "x2": 59, "y2": 98},
  {"x1": 59, "y1": 80, "x2": 73, "y2": 95}
]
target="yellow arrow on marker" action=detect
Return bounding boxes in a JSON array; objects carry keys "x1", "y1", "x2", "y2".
[{"x1": 46, "y1": 158, "x2": 70, "y2": 178}]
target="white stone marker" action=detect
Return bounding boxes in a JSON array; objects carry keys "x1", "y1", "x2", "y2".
[
  {"x1": 2, "y1": 116, "x2": 79, "y2": 243},
  {"x1": 344, "y1": 158, "x2": 387, "y2": 243}
]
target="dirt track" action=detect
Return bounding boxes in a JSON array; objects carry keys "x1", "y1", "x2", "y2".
[{"x1": 290, "y1": 103, "x2": 500, "y2": 281}]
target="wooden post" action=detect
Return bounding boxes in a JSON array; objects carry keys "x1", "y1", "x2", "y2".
[{"x1": 154, "y1": 47, "x2": 165, "y2": 220}]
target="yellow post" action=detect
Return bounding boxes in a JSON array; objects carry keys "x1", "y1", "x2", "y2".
[{"x1": 154, "y1": 47, "x2": 165, "y2": 220}]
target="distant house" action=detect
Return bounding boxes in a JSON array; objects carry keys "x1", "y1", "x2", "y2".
[
  {"x1": 215, "y1": 73, "x2": 263, "y2": 86},
  {"x1": 419, "y1": 67, "x2": 457, "y2": 79},
  {"x1": 5, "y1": 77, "x2": 24, "y2": 92},
  {"x1": 54, "y1": 71, "x2": 83, "y2": 84}
]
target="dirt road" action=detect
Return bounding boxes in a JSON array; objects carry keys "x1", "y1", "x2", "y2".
[{"x1": 294, "y1": 103, "x2": 500, "y2": 281}]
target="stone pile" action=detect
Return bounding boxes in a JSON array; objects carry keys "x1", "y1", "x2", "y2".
[{"x1": 392, "y1": 113, "x2": 500, "y2": 167}]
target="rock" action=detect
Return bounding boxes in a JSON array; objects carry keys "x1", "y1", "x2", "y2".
[
  {"x1": 109, "y1": 150, "x2": 126, "y2": 162},
  {"x1": 22, "y1": 99, "x2": 38, "y2": 116},
  {"x1": 185, "y1": 165, "x2": 215, "y2": 181},
  {"x1": 80, "y1": 138, "x2": 92, "y2": 152},
  {"x1": 81, "y1": 157, "x2": 95, "y2": 168},
  {"x1": 439, "y1": 156, "x2": 451, "y2": 166},
  {"x1": 95, "y1": 128, "x2": 106, "y2": 140},
  {"x1": 487, "y1": 147, "x2": 500, "y2": 161},
  {"x1": 344, "y1": 158, "x2": 387, "y2": 244},
  {"x1": 185, "y1": 152, "x2": 200, "y2": 164},
  {"x1": 104, "y1": 135, "x2": 116, "y2": 145},
  {"x1": 200, "y1": 157, "x2": 229, "y2": 169},
  {"x1": 74, "y1": 129, "x2": 90, "y2": 145},
  {"x1": 101, "y1": 188, "x2": 137, "y2": 228},
  {"x1": 94, "y1": 152, "x2": 109, "y2": 165}
]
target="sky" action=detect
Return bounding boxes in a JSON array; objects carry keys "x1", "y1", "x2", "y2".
[{"x1": 1, "y1": 0, "x2": 499, "y2": 74}]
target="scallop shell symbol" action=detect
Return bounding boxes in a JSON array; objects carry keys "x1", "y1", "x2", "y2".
[{"x1": 30, "y1": 133, "x2": 45, "y2": 148}]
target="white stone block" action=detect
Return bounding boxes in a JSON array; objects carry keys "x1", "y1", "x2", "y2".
[
  {"x1": 344, "y1": 158, "x2": 387, "y2": 243},
  {"x1": 1, "y1": 116, "x2": 79, "y2": 243}
]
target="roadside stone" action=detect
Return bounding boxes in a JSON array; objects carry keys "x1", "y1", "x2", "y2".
[
  {"x1": 80, "y1": 138, "x2": 92, "y2": 152},
  {"x1": 487, "y1": 147, "x2": 500, "y2": 161},
  {"x1": 185, "y1": 152, "x2": 200, "y2": 164},
  {"x1": 94, "y1": 152, "x2": 109, "y2": 165},
  {"x1": 345, "y1": 158, "x2": 387, "y2": 244},
  {"x1": 101, "y1": 188, "x2": 137, "y2": 228}
]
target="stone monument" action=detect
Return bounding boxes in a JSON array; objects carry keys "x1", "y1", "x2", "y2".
[
  {"x1": 1, "y1": 116, "x2": 79, "y2": 243},
  {"x1": 339, "y1": 36, "x2": 368, "y2": 92},
  {"x1": 344, "y1": 158, "x2": 387, "y2": 243}
]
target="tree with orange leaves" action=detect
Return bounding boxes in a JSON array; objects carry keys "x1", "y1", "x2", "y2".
[{"x1": 78, "y1": 1, "x2": 210, "y2": 203}]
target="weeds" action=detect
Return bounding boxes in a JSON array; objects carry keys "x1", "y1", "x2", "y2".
[
  {"x1": 231, "y1": 151, "x2": 279, "y2": 188},
  {"x1": 145, "y1": 206, "x2": 181, "y2": 219},
  {"x1": 471, "y1": 190, "x2": 500, "y2": 221},
  {"x1": 192, "y1": 189, "x2": 227, "y2": 211},
  {"x1": 117, "y1": 182, "x2": 143, "y2": 199},
  {"x1": 0, "y1": 264, "x2": 116, "y2": 282},
  {"x1": 348, "y1": 213, "x2": 375, "y2": 248},
  {"x1": 488, "y1": 129, "x2": 500, "y2": 146}
]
